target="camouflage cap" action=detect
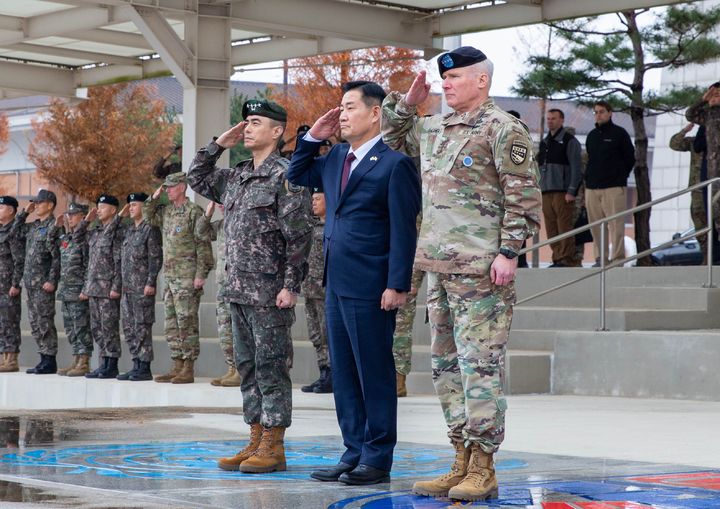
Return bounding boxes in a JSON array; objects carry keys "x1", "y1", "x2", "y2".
[
  {"x1": 0, "y1": 196, "x2": 18, "y2": 209},
  {"x1": 242, "y1": 99, "x2": 287, "y2": 122},
  {"x1": 66, "y1": 202, "x2": 89, "y2": 215},
  {"x1": 30, "y1": 189, "x2": 57, "y2": 204},
  {"x1": 438, "y1": 46, "x2": 487, "y2": 76},
  {"x1": 163, "y1": 171, "x2": 187, "y2": 187}
]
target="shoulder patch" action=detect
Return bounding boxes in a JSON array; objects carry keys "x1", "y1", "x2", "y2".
[
  {"x1": 510, "y1": 141, "x2": 528, "y2": 165},
  {"x1": 284, "y1": 181, "x2": 304, "y2": 194}
]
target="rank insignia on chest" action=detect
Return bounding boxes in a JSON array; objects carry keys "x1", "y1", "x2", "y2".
[
  {"x1": 61, "y1": 241, "x2": 69, "y2": 249},
  {"x1": 510, "y1": 141, "x2": 528, "y2": 165}
]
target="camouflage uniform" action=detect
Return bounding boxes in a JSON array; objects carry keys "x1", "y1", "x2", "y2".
[
  {"x1": 121, "y1": 220, "x2": 163, "y2": 363},
  {"x1": 0, "y1": 219, "x2": 25, "y2": 354},
  {"x1": 144, "y1": 181, "x2": 214, "y2": 362},
  {"x1": 392, "y1": 265, "x2": 425, "y2": 376},
  {"x1": 80, "y1": 216, "x2": 124, "y2": 359},
  {"x1": 300, "y1": 217, "x2": 329, "y2": 371},
  {"x1": 52, "y1": 222, "x2": 92, "y2": 356},
  {"x1": 669, "y1": 129, "x2": 707, "y2": 260},
  {"x1": 686, "y1": 99, "x2": 720, "y2": 228},
  {"x1": 382, "y1": 93, "x2": 541, "y2": 452},
  {"x1": 17, "y1": 211, "x2": 60, "y2": 356},
  {"x1": 188, "y1": 146, "x2": 312, "y2": 428},
  {"x1": 207, "y1": 218, "x2": 234, "y2": 367}
]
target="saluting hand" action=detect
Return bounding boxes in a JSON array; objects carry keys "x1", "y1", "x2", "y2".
[
  {"x1": 205, "y1": 201, "x2": 216, "y2": 218},
  {"x1": 118, "y1": 204, "x2": 130, "y2": 218},
  {"x1": 85, "y1": 208, "x2": 97, "y2": 223},
  {"x1": 25, "y1": 202, "x2": 36, "y2": 215},
  {"x1": 405, "y1": 70, "x2": 431, "y2": 107},
  {"x1": 152, "y1": 185, "x2": 164, "y2": 200},
  {"x1": 216, "y1": 121, "x2": 248, "y2": 149},
  {"x1": 308, "y1": 108, "x2": 341, "y2": 141},
  {"x1": 54, "y1": 215, "x2": 64, "y2": 228}
]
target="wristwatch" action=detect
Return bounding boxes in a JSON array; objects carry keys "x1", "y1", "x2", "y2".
[{"x1": 498, "y1": 247, "x2": 518, "y2": 259}]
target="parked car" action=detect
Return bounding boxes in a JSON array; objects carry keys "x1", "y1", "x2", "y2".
[{"x1": 650, "y1": 228, "x2": 703, "y2": 266}]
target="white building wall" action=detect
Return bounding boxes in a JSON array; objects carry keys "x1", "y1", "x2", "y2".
[{"x1": 651, "y1": 0, "x2": 720, "y2": 244}]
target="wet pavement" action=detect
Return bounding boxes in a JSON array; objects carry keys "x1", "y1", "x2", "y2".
[{"x1": 0, "y1": 404, "x2": 718, "y2": 508}]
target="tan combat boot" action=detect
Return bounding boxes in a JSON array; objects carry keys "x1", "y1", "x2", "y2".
[
  {"x1": 413, "y1": 440, "x2": 470, "y2": 497},
  {"x1": 155, "y1": 358, "x2": 183, "y2": 383},
  {"x1": 0, "y1": 352, "x2": 7, "y2": 370},
  {"x1": 239, "y1": 427, "x2": 287, "y2": 473},
  {"x1": 57, "y1": 355, "x2": 79, "y2": 376},
  {"x1": 221, "y1": 367, "x2": 241, "y2": 387},
  {"x1": 66, "y1": 355, "x2": 90, "y2": 377},
  {"x1": 217, "y1": 423, "x2": 263, "y2": 471},
  {"x1": 210, "y1": 365, "x2": 235, "y2": 386},
  {"x1": 171, "y1": 359, "x2": 194, "y2": 384},
  {"x1": 447, "y1": 443, "x2": 498, "y2": 502},
  {"x1": 0, "y1": 353, "x2": 19, "y2": 373},
  {"x1": 396, "y1": 372, "x2": 407, "y2": 397}
]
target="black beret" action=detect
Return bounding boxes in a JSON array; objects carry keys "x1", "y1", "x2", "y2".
[
  {"x1": 97, "y1": 194, "x2": 119, "y2": 207},
  {"x1": 296, "y1": 124, "x2": 311, "y2": 135},
  {"x1": 127, "y1": 192, "x2": 149, "y2": 203},
  {"x1": 312, "y1": 183, "x2": 323, "y2": 194},
  {"x1": 321, "y1": 140, "x2": 332, "y2": 147},
  {"x1": 242, "y1": 99, "x2": 287, "y2": 122},
  {"x1": 0, "y1": 196, "x2": 18, "y2": 209},
  {"x1": 437, "y1": 46, "x2": 487, "y2": 76}
]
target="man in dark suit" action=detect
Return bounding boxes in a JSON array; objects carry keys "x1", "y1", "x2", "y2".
[{"x1": 287, "y1": 81, "x2": 421, "y2": 485}]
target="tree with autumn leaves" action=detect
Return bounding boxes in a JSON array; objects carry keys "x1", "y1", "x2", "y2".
[
  {"x1": 268, "y1": 46, "x2": 435, "y2": 149},
  {"x1": 0, "y1": 113, "x2": 8, "y2": 157},
  {"x1": 29, "y1": 83, "x2": 177, "y2": 202}
]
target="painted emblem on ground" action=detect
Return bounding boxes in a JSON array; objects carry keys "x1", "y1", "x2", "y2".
[{"x1": 0, "y1": 440, "x2": 526, "y2": 481}]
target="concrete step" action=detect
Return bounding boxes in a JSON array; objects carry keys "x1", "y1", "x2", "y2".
[
  {"x1": 552, "y1": 330, "x2": 720, "y2": 401},
  {"x1": 508, "y1": 330, "x2": 557, "y2": 351}
]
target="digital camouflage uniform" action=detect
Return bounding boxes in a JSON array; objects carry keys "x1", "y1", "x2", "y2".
[
  {"x1": 52, "y1": 222, "x2": 92, "y2": 356},
  {"x1": 0, "y1": 218, "x2": 25, "y2": 354},
  {"x1": 144, "y1": 186, "x2": 214, "y2": 362},
  {"x1": 686, "y1": 99, "x2": 720, "y2": 229},
  {"x1": 17, "y1": 211, "x2": 60, "y2": 356},
  {"x1": 188, "y1": 146, "x2": 312, "y2": 428},
  {"x1": 121, "y1": 220, "x2": 163, "y2": 363},
  {"x1": 669, "y1": 129, "x2": 707, "y2": 260},
  {"x1": 301, "y1": 216, "x2": 329, "y2": 371},
  {"x1": 382, "y1": 93, "x2": 542, "y2": 453},
  {"x1": 207, "y1": 218, "x2": 234, "y2": 367},
  {"x1": 80, "y1": 216, "x2": 124, "y2": 359}
]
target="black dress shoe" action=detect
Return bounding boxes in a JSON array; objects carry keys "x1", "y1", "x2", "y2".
[
  {"x1": 310, "y1": 462, "x2": 355, "y2": 482},
  {"x1": 338, "y1": 464, "x2": 390, "y2": 485}
]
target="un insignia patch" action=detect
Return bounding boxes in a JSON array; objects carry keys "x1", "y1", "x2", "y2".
[{"x1": 510, "y1": 141, "x2": 528, "y2": 165}]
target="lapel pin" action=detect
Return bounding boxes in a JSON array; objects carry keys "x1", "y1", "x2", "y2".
[{"x1": 370, "y1": 156, "x2": 378, "y2": 161}]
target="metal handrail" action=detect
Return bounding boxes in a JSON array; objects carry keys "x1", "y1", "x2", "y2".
[{"x1": 517, "y1": 177, "x2": 720, "y2": 330}]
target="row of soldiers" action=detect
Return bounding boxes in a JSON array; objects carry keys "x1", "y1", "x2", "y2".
[{"x1": 0, "y1": 169, "x2": 332, "y2": 388}]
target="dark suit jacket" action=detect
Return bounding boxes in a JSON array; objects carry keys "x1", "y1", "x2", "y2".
[{"x1": 287, "y1": 136, "x2": 421, "y2": 300}]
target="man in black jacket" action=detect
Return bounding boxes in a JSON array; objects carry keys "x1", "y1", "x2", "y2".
[
  {"x1": 585, "y1": 101, "x2": 635, "y2": 265},
  {"x1": 538, "y1": 108, "x2": 583, "y2": 267}
]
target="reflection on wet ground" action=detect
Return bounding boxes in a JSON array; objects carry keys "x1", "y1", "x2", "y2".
[{"x1": 0, "y1": 409, "x2": 718, "y2": 508}]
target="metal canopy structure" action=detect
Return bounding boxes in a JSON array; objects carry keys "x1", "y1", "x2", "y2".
[{"x1": 0, "y1": 0, "x2": 691, "y2": 165}]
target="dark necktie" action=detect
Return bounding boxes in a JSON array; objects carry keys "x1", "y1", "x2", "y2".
[{"x1": 340, "y1": 152, "x2": 356, "y2": 194}]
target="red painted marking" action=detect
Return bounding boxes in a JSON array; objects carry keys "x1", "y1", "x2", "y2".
[
  {"x1": 628, "y1": 471, "x2": 720, "y2": 490},
  {"x1": 543, "y1": 503, "x2": 651, "y2": 509}
]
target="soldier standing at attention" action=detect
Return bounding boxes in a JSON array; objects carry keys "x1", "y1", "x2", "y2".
[
  {"x1": 382, "y1": 47, "x2": 542, "y2": 502},
  {"x1": 144, "y1": 172, "x2": 214, "y2": 384},
  {"x1": 16, "y1": 190, "x2": 61, "y2": 375},
  {"x1": 53, "y1": 202, "x2": 92, "y2": 377},
  {"x1": 188, "y1": 99, "x2": 312, "y2": 474},
  {"x1": 80, "y1": 195, "x2": 124, "y2": 379},
  {"x1": 0, "y1": 196, "x2": 25, "y2": 373},
  {"x1": 300, "y1": 185, "x2": 332, "y2": 394},
  {"x1": 117, "y1": 193, "x2": 163, "y2": 381},
  {"x1": 204, "y1": 201, "x2": 240, "y2": 388}
]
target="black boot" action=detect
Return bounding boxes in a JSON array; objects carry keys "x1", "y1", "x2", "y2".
[
  {"x1": 117, "y1": 359, "x2": 139, "y2": 381},
  {"x1": 85, "y1": 356, "x2": 108, "y2": 379},
  {"x1": 34, "y1": 355, "x2": 57, "y2": 375},
  {"x1": 26, "y1": 355, "x2": 46, "y2": 374},
  {"x1": 129, "y1": 361, "x2": 153, "y2": 381},
  {"x1": 313, "y1": 366, "x2": 333, "y2": 393},
  {"x1": 98, "y1": 357, "x2": 119, "y2": 379}
]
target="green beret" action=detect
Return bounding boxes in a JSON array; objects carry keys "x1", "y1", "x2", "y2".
[{"x1": 242, "y1": 99, "x2": 287, "y2": 122}]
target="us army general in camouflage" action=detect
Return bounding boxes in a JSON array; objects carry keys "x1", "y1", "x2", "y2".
[{"x1": 382, "y1": 47, "x2": 541, "y2": 502}]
